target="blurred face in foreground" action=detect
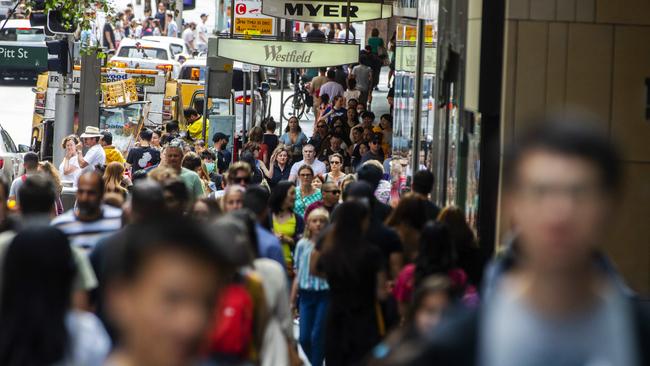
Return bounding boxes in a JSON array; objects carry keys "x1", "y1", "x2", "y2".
[
  {"x1": 414, "y1": 291, "x2": 449, "y2": 335},
  {"x1": 110, "y1": 249, "x2": 219, "y2": 366},
  {"x1": 507, "y1": 150, "x2": 611, "y2": 273}
]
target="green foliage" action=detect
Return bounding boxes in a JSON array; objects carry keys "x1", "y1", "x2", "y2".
[{"x1": 28, "y1": 0, "x2": 115, "y2": 57}]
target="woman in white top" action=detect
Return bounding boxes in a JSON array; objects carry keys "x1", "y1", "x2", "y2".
[{"x1": 59, "y1": 135, "x2": 82, "y2": 186}]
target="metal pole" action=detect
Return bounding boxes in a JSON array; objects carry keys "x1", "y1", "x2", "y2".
[
  {"x1": 53, "y1": 89, "x2": 75, "y2": 167},
  {"x1": 411, "y1": 19, "x2": 426, "y2": 171},
  {"x1": 279, "y1": 68, "x2": 285, "y2": 131},
  {"x1": 54, "y1": 36, "x2": 75, "y2": 167},
  {"x1": 175, "y1": 0, "x2": 183, "y2": 32},
  {"x1": 249, "y1": 70, "x2": 255, "y2": 127},
  {"x1": 242, "y1": 70, "x2": 247, "y2": 141},
  {"x1": 229, "y1": 0, "x2": 235, "y2": 37},
  {"x1": 278, "y1": 19, "x2": 285, "y2": 130},
  {"x1": 202, "y1": 66, "x2": 210, "y2": 142},
  {"x1": 345, "y1": 0, "x2": 351, "y2": 43}
]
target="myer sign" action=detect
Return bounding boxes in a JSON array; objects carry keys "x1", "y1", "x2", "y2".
[
  {"x1": 216, "y1": 38, "x2": 358, "y2": 68},
  {"x1": 262, "y1": 1, "x2": 392, "y2": 22}
]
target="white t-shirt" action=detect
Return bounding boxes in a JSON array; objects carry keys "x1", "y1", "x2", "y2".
[
  {"x1": 289, "y1": 159, "x2": 327, "y2": 185},
  {"x1": 82, "y1": 144, "x2": 106, "y2": 173},
  {"x1": 197, "y1": 22, "x2": 208, "y2": 45},
  {"x1": 59, "y1": 157, "x2": 82, "y2": 187},
  {"x1": 182, "y1": 27, "x2": 194, "y2": 47},
  {"x1": 63, "y1": 310, "x2": 111, "y2": 366}
]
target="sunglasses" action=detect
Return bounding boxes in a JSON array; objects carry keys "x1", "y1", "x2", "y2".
[
  {"x1": 330, "y1": 160, "x2": 341, "y2": 165},
  {"x1": 324, "y1": 189, "x2": 341, "y2": 194},
  {"x1": 234, "y1": 176, "x2": 250, "y2": 183}
]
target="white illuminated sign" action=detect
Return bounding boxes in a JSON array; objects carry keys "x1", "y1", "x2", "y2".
[
  {"x1": 262, "y1": 1, "x2": 392, "y2": 22},
  {"x1": 216, "y1": 38, "x2": 359, "y2": 68}
]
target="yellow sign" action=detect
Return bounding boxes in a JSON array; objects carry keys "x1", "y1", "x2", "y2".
[
  {"x1": 425, "y1": 25, "x2": 434, "y2": 43},
  {"x1": 234, "y1": 18, "x2": 274, "y2": 35}
]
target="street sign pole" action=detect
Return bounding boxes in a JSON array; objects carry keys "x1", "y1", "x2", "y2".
[
  {"x1": 202, "y1": 66, "x2": 210, "y2": 142},
  {"x1": 53, "y1": 35, "x2": 74, "y2": 167},
  {"x1": 242, "y1": 70, "x2": 247, "y2": 143},
  {"x1": 250, "y1": 70, "x2": 255, "y2": 126},
  {"x1": 53, "y1": 88, "x2": 74, "y2": 167}
]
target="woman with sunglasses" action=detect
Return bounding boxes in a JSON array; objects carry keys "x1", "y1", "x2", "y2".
[
  {"x1": 294, "y1": 165, "x2": 322, "y2": 218},
  {"x1": 324, "y1": 153, "x2": 348, "y2": 188}
]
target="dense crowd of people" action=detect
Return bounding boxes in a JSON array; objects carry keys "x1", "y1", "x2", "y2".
[
  {"x1": 0, "y1": 109, "x2": 646, "y2": 366},
  {"x1": 2, "y1": 2, "x2": 650, "y2": 363}
]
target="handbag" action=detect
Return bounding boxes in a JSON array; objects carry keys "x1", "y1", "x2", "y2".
[{"x1": 287, "y1": 338, "x2": 304, "y2": 366}]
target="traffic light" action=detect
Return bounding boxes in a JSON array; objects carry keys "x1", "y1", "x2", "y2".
[
  {"x1": 47, "y1": 10, "x2": 77, "y2": 34},
  {"x1": 29, "y1": 0, "x2": 47, "y2": 27},
  {"x1": 46, "y1": 40, "x2": 69, "y2": 75}
]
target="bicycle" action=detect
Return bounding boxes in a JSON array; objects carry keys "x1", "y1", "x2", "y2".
[{"x1": 281, "y1": 78, "x2": 314, "y2": 122}]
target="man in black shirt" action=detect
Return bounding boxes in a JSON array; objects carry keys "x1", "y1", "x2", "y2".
[
  {"x1": 154, "y1": 1, "x2": 167, "y2": 31},
  {"x1": 361, "y1": 134, "x2": 385, "y2": 164},
  {"x1": 127, "y1": 128, "x2": 161, "y2": 173},
  {"x1": 306, "y1": 23, "x2": 326, "y2": 42},
  {"x1": 211, "y1": 132, "x2": 232, "y2": 174},
  {"x1": 411, "y1": 169, "x2": 441, "y2": 221},
  {"x1": 103, "y1": 16, "x2": 116, "y2": 51},
  {"x1": 319, "y1": 134, "x2": 351, "y2": 169}
]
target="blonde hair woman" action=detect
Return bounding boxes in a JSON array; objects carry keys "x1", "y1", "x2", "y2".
[
  {"x1": 39, "y1": 161, "x2": 64, "y2": 215},
  {"x1": 103, "y1": 162, "x2": 129, "y2": 199}
]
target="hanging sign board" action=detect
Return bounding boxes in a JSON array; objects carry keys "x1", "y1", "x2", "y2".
[
  {"x1": 234, "y1": 0, "x2": 276, "y2": 36},
  {"x1": 216, "y1": 38, "x2": 358, "y2": 68},
  {"x1": 261, "y1": 1, "x2": 392, "y2": 23}
]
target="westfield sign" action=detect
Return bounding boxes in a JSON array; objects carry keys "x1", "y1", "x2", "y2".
[
  {"x1": 216, "y1": 38, "x2": 359, "y2": 68},
  {"x1": 264, "y1": 45, "x2": 314, "y2": 63}
]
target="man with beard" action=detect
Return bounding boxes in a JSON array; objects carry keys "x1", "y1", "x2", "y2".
[{"x1": 52, "y1": 171, "x2": 122, "y2": 251}]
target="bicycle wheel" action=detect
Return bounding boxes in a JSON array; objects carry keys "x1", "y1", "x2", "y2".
[{"x1": 282, "y1": 93, "x2": 305, "y2": 121}]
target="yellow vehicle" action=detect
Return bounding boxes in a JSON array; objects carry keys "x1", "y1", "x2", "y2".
[{"x1": 31, "y1": 65, "x2": 188, "y2": 158}]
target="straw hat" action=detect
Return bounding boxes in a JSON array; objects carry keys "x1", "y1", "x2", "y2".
[{"x1": 80, "y1": 126, "x2": 102, "y2": 138}]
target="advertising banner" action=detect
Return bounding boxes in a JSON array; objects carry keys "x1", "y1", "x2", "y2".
[
  {"x1": 216, "y1": 38, "x2": 359, "y2": 68},
  {"x1": 234, "y1": 0, "x2": 276, "y2": 35},
  {"x1": 261, "y1": 1, "x2": 392, "y2": 23}
]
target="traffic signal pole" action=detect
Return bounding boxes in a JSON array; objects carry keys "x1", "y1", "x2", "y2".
[{"x1": 52, "y1": 36, "x2": 74, "y2": 167}]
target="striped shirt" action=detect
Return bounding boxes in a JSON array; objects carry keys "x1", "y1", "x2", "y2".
[
  {"x1": 294, "y1": 238, "x2": 329, "y2": 291},
  {"x1": 51, "y1": 205, "x2": 122, "y2": 251}
]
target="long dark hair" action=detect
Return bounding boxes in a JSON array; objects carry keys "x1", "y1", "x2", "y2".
[
  {"x1": 0, "y1": 226, "x2": 76, "y2": 366},
  {"x1": 321, "y1": 201, "x2": 370, "y2": 281},
  {"x1": 284, "y1": 116, "x2": 302, "y2": 133},
  {"x1": 269, "y1": 181, "x2": 295, "y2": 214},
  {"x1": 413, "y1": 222, "x2": 455, "y2": 289}
]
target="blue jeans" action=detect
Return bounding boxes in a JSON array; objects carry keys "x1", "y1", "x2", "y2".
[{"x1": 298, "y1": 289, "x2": 329, "y2": 366}]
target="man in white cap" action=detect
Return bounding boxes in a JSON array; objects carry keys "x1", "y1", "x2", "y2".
[{"x1": 77, "y1": 126, "x2": 106, "y2": 173}]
